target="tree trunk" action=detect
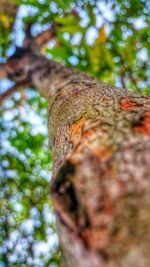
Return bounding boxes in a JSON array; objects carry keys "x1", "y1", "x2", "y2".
[{"x1": 3, "y1": 49, "x2": 150, "y2": 267}]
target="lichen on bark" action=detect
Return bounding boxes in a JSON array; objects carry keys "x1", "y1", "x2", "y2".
[{"x1": 1, "y1": 48, "x2": 150, "y2": 267}]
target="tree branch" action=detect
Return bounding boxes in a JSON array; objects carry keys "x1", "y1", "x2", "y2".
[
  {"x1": 0, "y1": 62, "x2": 10, "y2": 79},
  {"x1": 0, "y1": 24, "x2": 55, "y2": 81},
  {"x1": 0, "y1": 82, "x2": 26, "y2": 106},
  {"x1": 0, "y1": 60, "x2": 17, "y2": 79},
  {"x1": 24, "y1": 24, "x2": 56, "y2": 49}
]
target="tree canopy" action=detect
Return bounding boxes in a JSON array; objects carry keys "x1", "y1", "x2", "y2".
[{"x1": 0, "y1": 0, "x2": 150, "y2": 266}]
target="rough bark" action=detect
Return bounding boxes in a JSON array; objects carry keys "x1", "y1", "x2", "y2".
[{"x1": 1, "y1": 49, "x2": 150, "y2": 267}]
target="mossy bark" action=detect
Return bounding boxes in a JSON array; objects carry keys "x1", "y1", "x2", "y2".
[{"x1": 4, "y1": 50, "x2": 150, "y2": 267}]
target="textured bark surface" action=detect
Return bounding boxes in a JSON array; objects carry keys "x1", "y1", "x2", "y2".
[
  {"x1": 49, "y1": 75, "x2": 150, "y2": 267},
  {"x1": 2, "y1": 49, "x2": 150, "y2": 267}
]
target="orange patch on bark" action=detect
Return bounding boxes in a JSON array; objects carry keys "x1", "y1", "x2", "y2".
[
  {"x1": 82, "y1": 128, "x2": 94, "y2": 138},
  {"x1": 70, "y1": 117, "x2": 86, "y2": 144},
  {"x1": 82, "y1": 228, "x2": 109, "y2": 249},
  {"x1": 92, "y1": 147, "x2": 112, "y2": 160},
  {"x1": 120, "y1": 96, "x2": 141, "y2": 111},
  {"x1": 57, "y1": 135, "x2": 61, "y2": 145},
  {"x1": 134, "y1": 109, "x2": 150, "y2": 136}
]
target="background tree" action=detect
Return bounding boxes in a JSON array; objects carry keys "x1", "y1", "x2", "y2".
[{"x1": 0, "y1": 0, "x2": 150, "y2": 267}]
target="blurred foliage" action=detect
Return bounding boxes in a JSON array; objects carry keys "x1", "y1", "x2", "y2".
[
  {"x1": 0, "y1": 0, "x2": 149, "y2": 91},
  {"x1": 0, "y1": 91, "x2": 60, "y2": 266},
  {"x1": 0, "y1": 0, "x2": 150, "y2": 266}
]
